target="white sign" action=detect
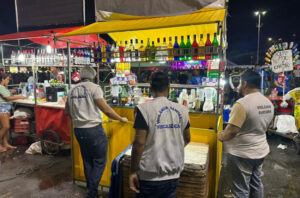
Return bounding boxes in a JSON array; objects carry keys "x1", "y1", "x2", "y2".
[{"x1": 271, "y1": 50, "x2": 294, "y2": 73}]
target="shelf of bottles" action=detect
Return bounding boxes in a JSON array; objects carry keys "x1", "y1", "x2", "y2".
[
  {"x1": 93, "y1": 33, "x2": 222, "y2": 64},
  {"x1": 106, "y1": 82, "x2": 222, "y2": 114},
  {"x1": 8, "y1": 48, "x2": 96, "y2": 67}
]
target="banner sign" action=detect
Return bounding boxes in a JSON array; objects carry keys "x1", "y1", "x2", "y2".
[{"x1": 271, "y1": 50, "x2": 294, "y2": 73}]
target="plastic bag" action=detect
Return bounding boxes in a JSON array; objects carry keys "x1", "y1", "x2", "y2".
[
  {"x1": 12, "y1": 108, "x2": 33, "y2": 119},
  {"x1": 25, "y1": 141, "x2": 42, "y2": 155},
  {"x1": 275, "y1": 115, "x2": 299, "y2": 134}
]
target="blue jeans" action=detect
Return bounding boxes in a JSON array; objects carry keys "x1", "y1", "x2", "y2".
[
  {"x1": 0, "y1": 104, "x2": 11, "y2": 114},
  {"x1": 135, "y1": 179, "x2": 179, "y2": 198},
  {"x1": 227, "y1": 154, "x2": 264, "y2": 198},
  {"x1": 74, "y1": 124, "x2": 108, "y2": 198}
]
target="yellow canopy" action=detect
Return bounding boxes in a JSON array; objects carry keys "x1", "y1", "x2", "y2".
[{"x1": 57, "y1": 9, "x2": 226, "y2": 44}]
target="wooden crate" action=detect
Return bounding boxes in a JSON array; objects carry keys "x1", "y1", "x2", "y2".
[{"x1": 121, "y1": 142, "x2": 209, "y2": 198}]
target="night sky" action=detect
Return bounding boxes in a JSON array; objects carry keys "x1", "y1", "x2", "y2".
[{"x1": 1, "y1": 0, "x2": 300, "y2": 65}]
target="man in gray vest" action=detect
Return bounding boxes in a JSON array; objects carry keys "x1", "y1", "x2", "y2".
[
  {"x1": 65, "y1": 66, "x2": 128, "y2": 198},
  {"x1": 219, "y1": 70, "x2": 274, "y2": 198},
  {"x1": 129, "y1": 72, "x2": 191, "y2": 198}
]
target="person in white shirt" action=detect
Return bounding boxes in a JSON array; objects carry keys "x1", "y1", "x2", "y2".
[
  {"x1": 65, "y1": 66, "x2": 128, "y2": 198},
  {"x1": 219, "y1": 70, "x2": 274, "y2": 198}
]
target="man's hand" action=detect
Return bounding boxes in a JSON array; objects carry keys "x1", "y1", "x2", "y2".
[
  {"x1": 233, "y1": 88, "x2": 238, "y2": 92},
  {"x1": 10, "y1": 89, "x2": 16, "y2": 94},
  {"x1": 129, "y1": 172, "x2": 140, "y2": 193},
  {"x1": 218, "y1": 133, "x2": 224, "y2": 142},
  {"x1": 120, "y1": 117, "x2": 128, "y2": 123}
]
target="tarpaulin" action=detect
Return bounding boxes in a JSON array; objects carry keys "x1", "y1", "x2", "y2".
[
  {"x1": 95, "y1": 0, "x2": 225, "y2": 20},
  {"x1": 35, "y1": 106, "x2": 71, "y2": 143},
  {"x1": 0, "y1": 27, "x2": 106, "y2": 48},
  {"x1": 57, "y1": 9, "x2": 226, "y2": 38},
  {"x1": 16, "y1": 0, "x2": 83, "y2": 28}
]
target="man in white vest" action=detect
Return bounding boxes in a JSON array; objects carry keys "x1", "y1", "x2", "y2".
[
  {"x1": 219, "y1": 70, "x2": 274, "y2": 198},
  {"x1": 129, "y1": 72, "x2": 191, "y2": 198}
]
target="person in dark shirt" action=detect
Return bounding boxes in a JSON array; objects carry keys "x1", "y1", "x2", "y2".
[{"x1": 178, "y1": 71, "x2": 188, "y2": 84}]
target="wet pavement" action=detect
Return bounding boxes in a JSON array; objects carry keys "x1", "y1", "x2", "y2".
[
  {"x1": 0, "y1": 134, "x2": 299, "y2": 198},
  {"x1": 0, "y1": 148, "x2": 86, "y2": 198}
]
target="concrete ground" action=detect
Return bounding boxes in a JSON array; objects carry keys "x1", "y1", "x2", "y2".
[{"x1": 0, "y1": 134, "x2": 299, "y2": 198}]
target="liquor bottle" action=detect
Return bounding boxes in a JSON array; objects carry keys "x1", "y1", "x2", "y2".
[
  {"x1": 143, "y1": 88, "x2": 147, "y2": 97},
  {"x1": 173, "y1": 36, "x2": 180, "y2": 61},
  {"x1": 139, "y1": 40, "x2": 146, "y2": 62},
  {"x1": 101, "y1": 41, "x2": 107, "y2": 63},
  {"x1": 92, "y1": 44, "x2": 97, "y2": 63},
  {"x1": 114, "y1": 42, "x2": 120, "y2": 63},
  {"x1": 145, "y1": 38, "x2": 151, "y2": 61},
  {"x1": 119, "y1": 41, "x2": 124, "y2": 62},
  {"x1": 97, "y1": 42, "x2": 101, "y2": 63},
  {"x1": 185, "y1": 35, "x2": 192, "y2": 60},
  {"x1": 179, "y1": 36, "x2": 186, "y2": 61},
  {"x1": 130, "y1": 39, "x2": 135, "y2": 61},
  {"x1": 168, "y1": 37, "x2": 174, "y2": 61},
  {"x1": 212, "y1": 33, "x2": 219, "y2": 59},
  {"x1": 106, "y1": 43, "x2": 111, "y2": 63},
  {"x1": 192, "y1": 34, "x2": 199, "y2": 60},
  {"x1": 133, "y1": 39, "x2": 139, "y2": 61},
  {"x1": 156, "y1": 38, "x2": 162, "y2": 61},
  {"x1": 198, "y1": 34, "x2": 205, "y2": 60},
  {"x1": 205, "y1": 34, "x2": 212, "y2": 60},
  {"x1": 124, "y1": 41, "x2": 131, "y2": 62},
  {"x1": 11, "y1": 50, "x2": 16, "y2": 65},
  {"x1": 150, "y1": 41, "x2": 156, "y2": 61},
  {"x1": 147, "y1": 88, "x2": 151, "y2": 97},
  {"x1": 161, "y1": 37, "x2": 168, "y2": 61},
  {"x1": 110, "y1": 43, "x2": 115, "y2": 63}
]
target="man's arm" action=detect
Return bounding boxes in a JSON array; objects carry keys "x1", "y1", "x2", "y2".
[
  {"x1": 218, "y1": 124, "x2": 240, "y2": 142},
  {"x1": 218, "y1": 103, "x2": 246, "y2": 142},
  {"x1": 129, "y1": 129, "x2": 147, "y2": 193},
  {"x1": 130, "y1": 129, "x2": 147, "y2": 173},
  {"x1": 183, "y1": 128, "x2": 190, "y2": 146},
  {"x1": 94, "y1": 98, "x2": 128, "y2": 122}
]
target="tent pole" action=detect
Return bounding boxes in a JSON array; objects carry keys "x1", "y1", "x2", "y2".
[
  {"x1": 67, "y1": 42, "x2": 71, "y2": 89},
  {"x1": 83, "y1": 0, "x2": 86, "y2": 26}
]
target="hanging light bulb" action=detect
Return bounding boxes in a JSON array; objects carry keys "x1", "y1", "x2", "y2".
[{"x1": 46, "y1": 41, "x2": 52, "y2": 54}]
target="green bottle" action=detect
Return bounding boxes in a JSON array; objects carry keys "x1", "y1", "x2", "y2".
[
  {"x1": 150, "y1": 41, "x2": 156, "y2": 61},
  {"x1": 185, "y1": 35, "x2": 192, "y2": 60},
  {"x1": 212, "y1": 33, "x2": 219, "y2": 59},
  {"x1": 145, "y1": 38, "x2": 151, "y2": 61},
  {"x1": 179, "y1": 36, "x2": 186, "y2": 61}
]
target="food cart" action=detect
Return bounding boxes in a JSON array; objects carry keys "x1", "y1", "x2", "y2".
[
  {"x1": 56, "y1": 3, "x2": 228, "y2": 197},
  {"x1": 0, "y1": 27, "x2": 105, "y2": 154}
]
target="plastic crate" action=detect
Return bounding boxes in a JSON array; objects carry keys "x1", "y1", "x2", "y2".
[{"x1": 14, "y1": 118, "x2": 31, "y2": 133}]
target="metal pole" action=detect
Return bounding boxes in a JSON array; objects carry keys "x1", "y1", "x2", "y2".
[
  {"x1": 1, "y1": 45, "x2": 4, "y2": 66},
  {"x1": 256, "y1": 13, "x2": 261, "y2": 65},
  {"x1": 261, "y1": 70, "x2": 264, "y2": 94},
  {"x1": 67, "y1": 42, "x2": 71, "y2": 89},
  {"x1": 14, "y1": 0, "x2": 21, "y2": 47},
  {"x1": 83, "y1": 0, "x2": 86, "y2": 26}
]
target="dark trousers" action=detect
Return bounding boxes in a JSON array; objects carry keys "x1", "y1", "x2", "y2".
[
  {"x1": 135, "y1": 179, "x2": 179, "y2": 198},
  {"x1": 227, "y1": 154, "x2": 265, "y2": 198},
  {"x1": 74, "y1": 124, "x2": 108, "y2": 198}
]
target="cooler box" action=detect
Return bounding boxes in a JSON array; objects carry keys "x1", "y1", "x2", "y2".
[{"x1": 14, "y1": 118, "x2": 31, "y2": 133}]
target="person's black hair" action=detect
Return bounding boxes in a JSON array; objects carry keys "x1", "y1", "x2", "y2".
[
  {"x1": 241, "y1": 70, "x2": 261, "y2": 89},
  {"x1": 0, "y1": 73, "x2": 9, "y2": 82},
  {"x1": 150, "y1": 72, "x2": 170, "y2": 92}
]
